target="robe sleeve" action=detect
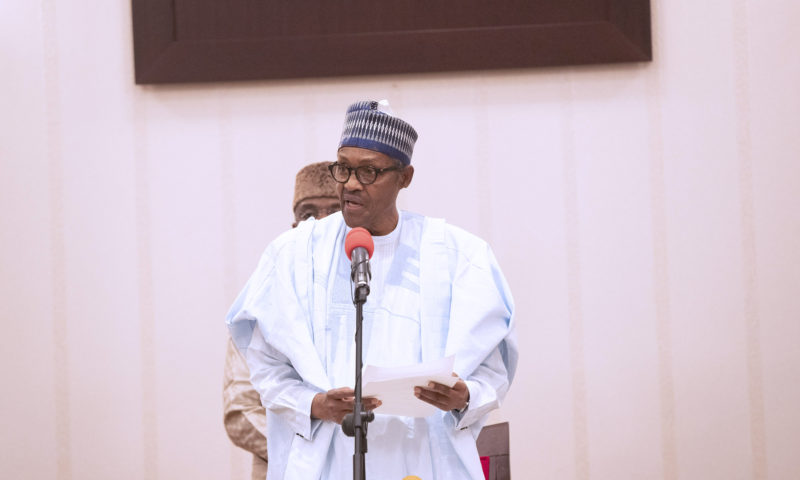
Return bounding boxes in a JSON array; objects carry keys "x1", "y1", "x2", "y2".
[
  {"x1": 445, "y1": 236, "x2": 518, "y2": 432},
  {"x1": 226, "y1": 232, "x2": 327, "y2": 442},
  {"x1": 453, "y1": 348, "x2": 510, "y2": 430},
  {"x1": 246, "y1": 325, "x2": 323, "y2": 441}
]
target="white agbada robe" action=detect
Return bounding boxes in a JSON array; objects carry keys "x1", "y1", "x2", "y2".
[{"x1": 227, "y1": 211, "x2": 518, "y2": 480}]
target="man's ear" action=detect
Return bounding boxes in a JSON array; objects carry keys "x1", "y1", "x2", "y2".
[{"x1": 400, "y1": 165, "x2": 414, "y2": 189}]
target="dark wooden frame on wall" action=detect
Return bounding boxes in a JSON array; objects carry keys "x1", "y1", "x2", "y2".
[{"x1": 132, "y1": 0, "x2": 651, "y2": 85}]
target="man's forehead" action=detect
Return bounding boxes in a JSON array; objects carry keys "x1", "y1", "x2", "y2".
[{"x1": 337, "y1": 147, "x2": 394, "y2": 165}]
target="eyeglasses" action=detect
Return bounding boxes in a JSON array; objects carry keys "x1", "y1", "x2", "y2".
[{"x1": 328, "y1": 162, "x2": 402, "y2": 185}]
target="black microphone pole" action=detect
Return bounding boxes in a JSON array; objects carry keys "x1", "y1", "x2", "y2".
[{"x1": 342, "y1": 255, "x2": 374, "y2": 480}]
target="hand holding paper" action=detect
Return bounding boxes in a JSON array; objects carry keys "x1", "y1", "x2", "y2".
[
  {"x1": 362, "y1": 356, "x2": 463, "y2": 417},
  {"x1": 414, "y1": 375, "x2": 469, "y2": 412},
  {"x1": 311, "y1": 387, "x2": 382, "y2": 424}
]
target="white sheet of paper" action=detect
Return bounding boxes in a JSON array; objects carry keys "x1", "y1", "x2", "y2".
[{"x1": 362, "y1": 355, "x2": 457, "y2": 418}]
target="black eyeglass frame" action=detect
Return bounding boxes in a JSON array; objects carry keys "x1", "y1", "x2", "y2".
[{"x1": 327, "y1": 162, "x2": 403, "y2": 185}]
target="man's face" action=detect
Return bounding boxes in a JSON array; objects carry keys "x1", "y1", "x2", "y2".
[
  {"x1": 336, "y1": 146, "x2": 414, "y2": 236},
  {"x1": 292, "y1": 196, "x2": 341, "y2": 228}
]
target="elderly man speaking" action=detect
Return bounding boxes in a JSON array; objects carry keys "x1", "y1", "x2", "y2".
[{"x1": 227, "y1": 100, "x2": 517, "y2": 479}]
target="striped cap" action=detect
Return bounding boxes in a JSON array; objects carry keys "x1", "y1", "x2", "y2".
[{"x1": 338, "y1": 100, "x2": 418, "y2": 165}]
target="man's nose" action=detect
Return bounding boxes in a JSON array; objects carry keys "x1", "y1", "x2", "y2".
[{"x1": 344, "y1": 172, "x2": 363, "y2": 191}]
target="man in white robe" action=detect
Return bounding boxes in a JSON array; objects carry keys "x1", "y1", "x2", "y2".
[{"x1": 227, "y1": 100, "x2": 518, "y2": 479}]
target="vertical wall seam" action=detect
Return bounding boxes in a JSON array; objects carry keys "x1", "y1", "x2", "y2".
[
  {"x1": 303, "y1": 94, "x2": 317, "y2": 167},
  {"x1": 41, "y1": 1, "x2": 70, "y2": 478},
  {"x1": 475, "y1": 78, "x2": 492, "y2": 244},
  {"x1": 562, "y1": 75, "x2": 590, "y2": 480},
  {"x1": 134, "y1": 90, "x2": 158, "y2": 480},
  {"x1": 219, "y1": 100, "x2": 237, "y2": 304},
  {"x1": 219, "y1": 98, "x2": 244, "y2": 480},
  {"x1": 646, "y1": 2, "x2": 678, "y2": 478},
  {"x1": 732, "y1": 1, "x2": 767, "y2": 478}
]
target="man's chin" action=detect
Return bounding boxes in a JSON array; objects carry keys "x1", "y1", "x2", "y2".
[{"x1": 342, "y1": 211, "x2": 366, "y2": 229}]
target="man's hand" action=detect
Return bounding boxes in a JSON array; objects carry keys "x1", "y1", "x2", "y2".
[
  {"x1": 310, "y1": 387, "x2": 382, "y2": 424},
  {"x1": 414, "y1": 373, "x2": 470, "y2": 412}
]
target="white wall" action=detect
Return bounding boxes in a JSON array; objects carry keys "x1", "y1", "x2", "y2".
[{"x1": 2, "y1": 1, "x2": 799, "y2": 479}]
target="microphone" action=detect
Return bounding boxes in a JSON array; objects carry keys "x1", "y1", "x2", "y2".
[{"x1": 345, "y1": 227, "x2": 374, "y2": 294}]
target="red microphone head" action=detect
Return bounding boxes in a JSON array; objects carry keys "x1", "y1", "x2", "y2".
[{"x1": 345, "y1": 227, "x2": 374, "y2": 260}]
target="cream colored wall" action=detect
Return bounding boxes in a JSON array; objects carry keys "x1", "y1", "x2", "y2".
[{"x1": 2, "y1": 1, "x2": 799, "y2": 479}]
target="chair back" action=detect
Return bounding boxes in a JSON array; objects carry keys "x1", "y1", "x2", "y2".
[{"x1": 476, "y1": 421, "x2": 510, "y2": 480}]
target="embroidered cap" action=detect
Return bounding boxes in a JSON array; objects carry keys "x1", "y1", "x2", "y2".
[
  {"x1": 338, "y1": 100, "x2": 418, "y2": 165},
  {"x1": 293, "y1": 161, "x2": 339, "y2": 211}
]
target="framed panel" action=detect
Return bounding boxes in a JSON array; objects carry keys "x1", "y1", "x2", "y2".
[{"x1": 132, "y1": 0, "x2": 651, "y2": 84}]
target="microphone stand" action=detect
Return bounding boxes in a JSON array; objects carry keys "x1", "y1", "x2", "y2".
[{"x1": 341, "y1": 276, "x2": 374, "y2": 480}]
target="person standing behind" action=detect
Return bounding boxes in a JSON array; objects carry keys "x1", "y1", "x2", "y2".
[{"x1": 222, "y1": 162, "x2": 340, "y2": 480}]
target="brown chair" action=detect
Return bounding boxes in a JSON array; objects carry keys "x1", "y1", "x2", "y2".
[{"x1": 476, "y1": 422, "x2": 510, "y2": 480}]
